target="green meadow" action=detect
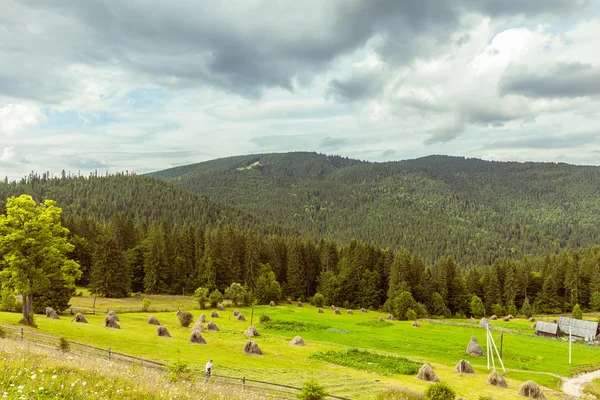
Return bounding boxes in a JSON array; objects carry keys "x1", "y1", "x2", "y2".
[{"x1": 1, "y1": 296, "x2": 598, "y2": 399}]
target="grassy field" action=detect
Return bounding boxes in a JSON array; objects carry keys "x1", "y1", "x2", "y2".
[{"x1": 2, "y1": 295, "x2": 599, "y2": 399}]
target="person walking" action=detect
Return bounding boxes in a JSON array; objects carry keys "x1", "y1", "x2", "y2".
[{"x1": 205, "y1": 359, "x2": 213, "y2": 377}]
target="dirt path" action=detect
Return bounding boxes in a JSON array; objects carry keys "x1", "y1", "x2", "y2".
[{"x1": 562, "y1": 370, "x2": 600, "y2": 398}]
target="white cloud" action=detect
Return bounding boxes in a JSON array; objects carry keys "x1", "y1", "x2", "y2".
[{"x1": 0, "y1": 104, "x2": 43, "y2": 136}]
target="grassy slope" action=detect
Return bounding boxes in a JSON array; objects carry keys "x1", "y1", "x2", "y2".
[{"x1": 2, "y1": 297, "x2": 595, "y2": 399}]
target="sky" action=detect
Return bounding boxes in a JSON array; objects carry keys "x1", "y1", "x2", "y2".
[{"x1": 1, "y1": 0, "x2": 600, "y2": 179}]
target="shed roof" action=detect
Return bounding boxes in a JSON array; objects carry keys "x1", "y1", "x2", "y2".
[
  {"x1": 535, "y1": 321, "x2": 559, "y2": 336},
  {"x1": 558, "y1": 316, "x2": 598, "y2": 340}
]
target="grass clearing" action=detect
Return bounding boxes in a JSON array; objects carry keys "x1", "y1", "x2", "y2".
[
  {"x1": 1, "y1": 294, "x2": 598, "y2": 399},
  {"x1": 310, "y1": 348, "x2": 422, "y2": 375}
]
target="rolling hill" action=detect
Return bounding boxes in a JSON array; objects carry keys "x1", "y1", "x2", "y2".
[{"x1": 150, "y1": 152, "x2": 600, "y2": 265}]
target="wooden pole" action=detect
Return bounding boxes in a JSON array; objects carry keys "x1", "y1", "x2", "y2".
[{"x1": 500, "y1": 332, "x2": 503, "y2": 359}]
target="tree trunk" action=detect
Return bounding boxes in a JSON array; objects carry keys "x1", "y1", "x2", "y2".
[
  {"x1": 21, "y1": 293, "x2": 34, "y2": 325},
  {"x1": 21, "y1": 293, "x2": 29, "y2": 324}
]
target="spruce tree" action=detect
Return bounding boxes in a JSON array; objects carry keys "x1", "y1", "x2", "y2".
[{"x1": 91, "y1": 233, "x2": 130, "y2": 298}]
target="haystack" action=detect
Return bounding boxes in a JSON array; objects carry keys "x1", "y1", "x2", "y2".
[
  {"x1": 470, "y1": 317, "x2": 476, "y2": 323},
  {"x1": 479, "y1": 317, "x2": 490, "y2": 328},
  {"x1": 518, "y1": 381, "x2": 546, "y2": 399},
  {"x1": 531, "y1": 323, "x2": 537, "y2": 330},
  {"x1": 192, "y1": 320, "x2": 203, "y2": 332},
  {"x1": 416, "y1": 364, "x2": 440, "y2": 382},
  {"x1": 507, "y1": 314, "x2": 514, "y2": 320},
  {"x1": 334, "y1": 309, "x2": 341, "y2": 315},
  {"x1": 290, "y1": 336, "x2": 305, "y2": 346},
  {"x1": 190, "y1": 330, "x2": 207, "y2": 344},
  {"x1": 107, "y1": 310, "x2": 119, "y2": 321},
  {"x1": 412, "y1": 321, "x2": 420, "y2": 328},
  {"x1": 217, "y1": 303, "x2": 225, "y2": 311},
  {"x1": 243, "y1": 325, "x2": 260, "y2": 337},
  {"x1": 233, "y1": 310, "x2": 240, "y2": 317},
  {"x1": 466, "y1": 336, "x2": 483, "y2": 356},
  {"x1": 236, "y1": 314, "x2": 246, "y2": 322},
  {"x1": 104, "y1": 315, "x2": 120, "y2": 329},
  {"x1": 211, "y1": 310, "x2": 219, "y2": 318},
  {"x1": 503, "y1": 316, "x2": 510, "y2": 322},
  {"x1": 206, "y1": 321, "x2": 219, "y2": 331},
  {"x1": 330, "y1": 305, "x2": 336, "y2": 310},
  {"x1": 453, "y1": 360, "x2": 475, "y2": 374},
  {"x1": 487, "y1": 371, "x2": 507, "y2": 388},
  {"x1": 244, "y1": 340, "x2": 262, "y2": 355},
  {"x1": 45, "y1": 307, "x2": 60, "y2": 319},
  {"x1": 378, "y1": 317, "x2": 385, "y2": 322},
  {"x1": 199, "y1": 313, "x2": 206, "y2": 323},
  {"x1": 490, "y1": 315, "x2": 498, "y2": 320},
  {"x1": 347, "y1": 310, "x2": 353, "y2": 314},
  {"x1": 387, "y1": 314, "x2": 395, "y2": 321},
  {"x1": 286, "y1": 299, "x2": 292, "y2": 304},
  {"x1": 528, "y1": 317, "x2": 535, "y2": 322},
  {"x1": 147, "y1": 315, "x2": 160, "y2": 325},
  {"x1": 297, "y1": 301, "x2": 303, "y2": 307},
  {"x1": 318, "y1": 308, "x2": 324, "y2": 314},
  {"x1": 73, "y1": 313, "x2": 88, "y2": 323},
  {"x1": 269, "y1": 301, "x2": 275, "y2": 307},
  {"x1": 157, "y1": 325, "x2": 171, "y2": 338},
  {"x1": 361, "y1": 308, "x2": 367, "y2": 313}
]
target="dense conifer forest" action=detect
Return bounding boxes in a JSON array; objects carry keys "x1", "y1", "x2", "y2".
[{"x1": 1, "y1": 154, "x2": 600, "y2": 319}]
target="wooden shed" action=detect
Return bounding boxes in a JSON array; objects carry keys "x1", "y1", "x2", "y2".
[
  {"x1": 535, "y1": 321, "x2": 559, "y2": 338},
  {"x1": 558, "y1": 316, "x2": 599, "y2": 341}
]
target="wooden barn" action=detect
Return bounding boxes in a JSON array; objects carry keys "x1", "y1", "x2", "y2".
[
  {"x1": 535, "y1": 321, "x2": 559, "y2": 338},
  {"x1": 557, "y1": 316, "x2": 599, "y2": 341}
]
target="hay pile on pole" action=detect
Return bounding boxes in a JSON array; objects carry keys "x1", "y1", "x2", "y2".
[
  {"x1": 528, "y1": 317, "x2": 536, "y2": 322},
  {"x1": 104, "y1": 315, "x2": 120, "y2": 329},
  {"x1": 297, "y1": 301, "x2": 303, "y2": 307},
  {"x1": 360, "y1": 308, "x2": 367, "y2": 313},
  {"x1": 453, "y1": 360, "x2": 474, "y2": 374},
  {"x1": 72, "y1": 313, "x2": 87, "y2": 323},
  {"x1": 347, "y1": 310, "x2": 353, "y2": 314},
  {"x1": 211, "y1": 310, "x2": 219, "y2": 318},
  {"x1": 217, "y1": 303, "x2": 225, "y2": 311},
  {"x1": 244, "y1": 340, "x2": 262, "y2": 355},
  {"x1": 334, "y1": 309, "x2": 341, "y2": 315},
  {"x1": 45, "y1": 307, "x2": 60, "y2": 319},
  {"x1": 479, "y1": 317, "x2": 490, "y2": 328},
  {"x1": 490, "y1": 315, "x2": 497, "y2": 320},
  {"x1": 412, "y1": 321, "x2": 420, "y2": 327},
  {"x1": 190, "y1": 329, "x2": 207, "y2": 344},
  {"x1": 147, "y1": 315, "x2": 160, "y2": 325},
  {"x1": 487, "y1": 371, "x2": 507, "y2": 388},
  {"x1": 290, "y1": 336, "x2": 305, "y2": 346},
  {"x1": 199, "y1": 313, "x2": 206, "y2": 323},
  {"x1": 378, "y1": 317, "x2": 385, "y2": 322},
  {"x1": 330, "y1": 305, "x2": 336, "y2": 310},
  {"x1": 387, "y1": 314, "x2": 395, "y2": 321},
  {"x1": 236, "y1": 313, "x2": 247, "y2": 322},
  {"x1": 157, "y1": 325, "x2": 171, "y2": 338},
  {"x1": 233, "y1": 310, "x2": 240, "y2": 317},
  {"x1": 507, "y1": 315, "x2": 514, "y2": 320},
  {"x1": 206, "y1": 321, "x2": 219, "y2": 331},
  {"x1": 107, "y1": 310, "x2": 119, "y2": 321},
  {"x1": 318, "y1": 308, "x2": 324, "y2": 314},
  {"x1": 518, "y1": 381, "x2": 546, "y2": 399},
  {"x1": 286, "y1": 299, "x2": 292, "y2": 304},
  {"x1": 269, "y1": 301, "x2": 276, "y2": 307},
  {"x1": 416, "y1": 364, "x2": 440, "y2": 382},
  {"x1": 243, "y1": 325, "x2": 260, "y2": 337},
  {"x1": 467, "y1": 336, "x2": 483, "y2": 356},
  {"x1": 503, "y1": 316, "x2": 510, "y2": 322},
  {"x1": 192, "y1": 320, "x2": 203, "y2": 332}
]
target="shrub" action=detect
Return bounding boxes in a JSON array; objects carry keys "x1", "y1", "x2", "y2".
[
  {"x1": 491, "y1": 304, "x2": 505, "y2": 317},
  {"x1": 167, "y1": 360, "x2": 190, "y2": 381},
  {"x1": 507, "y1": 300, "x2": 518, "y2": 317},
  {"x1": 0, "y1": 327, "x2": 5, "y2": 339},
  {"x1": 298, "y1": 379, "x2": 327, "y2": 400},
  {"x1": 58, "y1": 337, "x2": 70, "y2": 353},
  {"x1": 405, "y1": 309, "x2": 417, "y2": 321},
  {"x1": 259, "y1": 315, "x2": 271, "y2": 323},
  {"x1": 312, "y1": 293, "x2": 325, "y2": 308},
  {"x1": 208, "y1": 289, "x2": 224, "y2": 308},
  {"x1": 178, "y1": 311, "x2": 194, "y2": 327},
  {"x1": 193, "y1": 287, "x2": 209, "y2": 309},
  {"x1": 521, "y1": 297, "x2": 533, "y2": 318},
  {"x1": 470, "y1": 295, "x2": 485, "y2": 318},
  {"x1": 424, "y1": 382, "x2": 456, "y2": 400},
  {"x1": 224, "y1": 283, "x2": 248, "y2": 306},
  {"x1": 573, "y1": 304, "x2": 583, "y2": 320},
  {"x1": 14, "y1": 300, "x2": 23, "y2": 313},
  {"x1": 141, "y1": 298, "x2": 152, "y2": 312},
  {"x1": 0, "y1": 287, "x2": 16, "y2": 312}
]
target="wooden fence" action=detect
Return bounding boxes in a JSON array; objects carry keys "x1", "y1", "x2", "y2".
[{"x1": 0, "y1": 324, "x2": 350, "y2": 400}]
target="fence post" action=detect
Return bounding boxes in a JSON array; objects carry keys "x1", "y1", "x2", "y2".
[
  {"x1": 242, "y1": 377, "x2": 246, "y2": 391},
  {"x1": 20, "y1": 328, "x2": 24, "y2": 341},
  {"x1": 108, "y1": 348, "x2": 111, "y2": 360}
]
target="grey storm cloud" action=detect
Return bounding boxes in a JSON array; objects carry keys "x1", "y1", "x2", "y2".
[
  {"x1": 489, "y1": 131, "x2": 600, "y2": 149},
  {"x1": 499, "y1": 62, "x2": 600, "y2": 99},
  {"x1": 320, "y1": 137, "x2": 350, "y2": 149},
  {"x1": 1, "y1": 0, "x2": 589, "y2": 104}
]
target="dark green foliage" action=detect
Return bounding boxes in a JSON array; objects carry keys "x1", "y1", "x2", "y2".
[
  {"x1": 312, "y1": 292, "x2": 325, "y2": 308},
  {"x1": 58, "y1": 337, "x2": 70, "y2": 353},
  {"x1": 491, "y1": 304, "x2": 505, "y2": 317},
  {"x1": 32, "y1": 281, "x2": 75, "y2": 314},
  {"x1": 310, "y1": 348, "x2": 422, "y2": 375},
  {"x1": 425, "y1": 382, "x2": 456, "y2": 400},
  {"x1": 259, "y1": 315, "x2": 271, "y2": 323},
  {"x1": 298, "y1": 379, "x2": 328, "y2": 400},
  {"x1": 178, "y1": 311, "x2": 193, "y2": 327},
  {"x1": 384, "y1": 292, "x2": 416, "y2": 321},
  {"x1": 91, "y1": 233, "x2": 130, "y2": 298},
  {"x1": 521, "y1": 298, "x2": 533, "y2": 318},
  {"x1": 254, "y1": 264, "x2": 282, "y2": 304},
  {"x1": 208, "y1": 289, "x2": 224, "y2": 307},
  {"x1": 591, "y1": 292, "x2": 600, "y2": 312}
]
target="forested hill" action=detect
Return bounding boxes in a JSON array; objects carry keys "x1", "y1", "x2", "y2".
[
  {"x1": 0, "y1": 174, "x2": 280, "y2": 234},
  {"x1": 150, "y1": 152, "x2": 600, "y2": 265}
]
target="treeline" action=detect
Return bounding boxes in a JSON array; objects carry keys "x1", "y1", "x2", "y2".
[{"x1": 58, "y1": 210, "x2": 600, "y2": 320}]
